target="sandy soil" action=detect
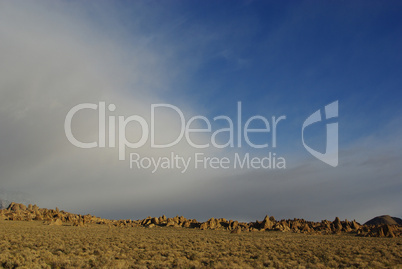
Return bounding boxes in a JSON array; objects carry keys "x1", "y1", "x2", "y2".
[{"x1": 0, "y1": 220, "x2": 401, "y2": 268}]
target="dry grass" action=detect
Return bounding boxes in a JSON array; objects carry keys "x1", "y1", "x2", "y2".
[{"x1": 0, "y1": 219, "x2": 401, "y2": 268}]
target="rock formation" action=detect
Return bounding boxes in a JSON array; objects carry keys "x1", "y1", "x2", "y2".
[{"x1": 1, "y1": 203, "x2": 400, "y2": 237}]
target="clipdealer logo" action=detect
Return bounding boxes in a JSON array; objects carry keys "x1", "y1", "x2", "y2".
[
  {"x1": 64, "y1": 101, "x2": 338, "y2": 172},
  {"x1": 302, "y1": 101, "x2": 339, "y2": 167}
]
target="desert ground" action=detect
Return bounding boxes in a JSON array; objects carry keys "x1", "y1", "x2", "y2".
[{"x1": 0, "y1": 219, "x2": 401, "y2": 269}]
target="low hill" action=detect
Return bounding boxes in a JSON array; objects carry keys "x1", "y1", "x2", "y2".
[{"x1": 364, "y1": 215, "x2": 402, "y2": 225}]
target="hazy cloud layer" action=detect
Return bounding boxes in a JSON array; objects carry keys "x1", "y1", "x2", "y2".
[{"x1": 0, "y1": 1, "x2": 401, "y2": 224}]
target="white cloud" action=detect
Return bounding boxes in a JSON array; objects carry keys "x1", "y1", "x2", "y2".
[{"x1": 0, "y1": 1, "x2": 224, "y2": 214}]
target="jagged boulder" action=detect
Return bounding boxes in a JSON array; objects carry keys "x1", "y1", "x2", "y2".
[
  {"x1": 7, "y1": 202, "x2": 27, "y2": 212},
  {"x1": 199, "y1": 222, "x2": 208, "y2": 230},
  {"x1": 273, "y1": 221, "x2": 291, "y2": 232},
  {"x1": 49, "y1": 219, "x2": 63, "y2": 226},
  {"x1": 261, "y1": 215, "x2": 274, "y2": 230},
  {"x1": 300, "y1": 223, "x2": 311, "y2": 233},
  {"x1": 332, "y1": 217, "x2": 342, "y2": 233},
  {"x1": 351, "y1": 220, "x2": 360, "y2": 230},
  {"x1": 231, "y1": 226, "x2": 241, "y2": 234},
  {"x1": 151, "y1": 217, "x2": 159, "y2": 225},
  {"x1": 166, "y1": 218, "x2": 176, "y2": 227}
]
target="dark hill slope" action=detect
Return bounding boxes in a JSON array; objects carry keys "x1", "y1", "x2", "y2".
[{"x1": 364, "y1": 215, "x2": 402, "y2": 225}]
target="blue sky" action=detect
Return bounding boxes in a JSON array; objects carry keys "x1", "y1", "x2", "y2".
[
  {"x1": 0, "y1": 0, "x2": 401, "y2": 222},
  {"x1": 107, "y1": 0, "x2": 402, "y2": 152}
]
